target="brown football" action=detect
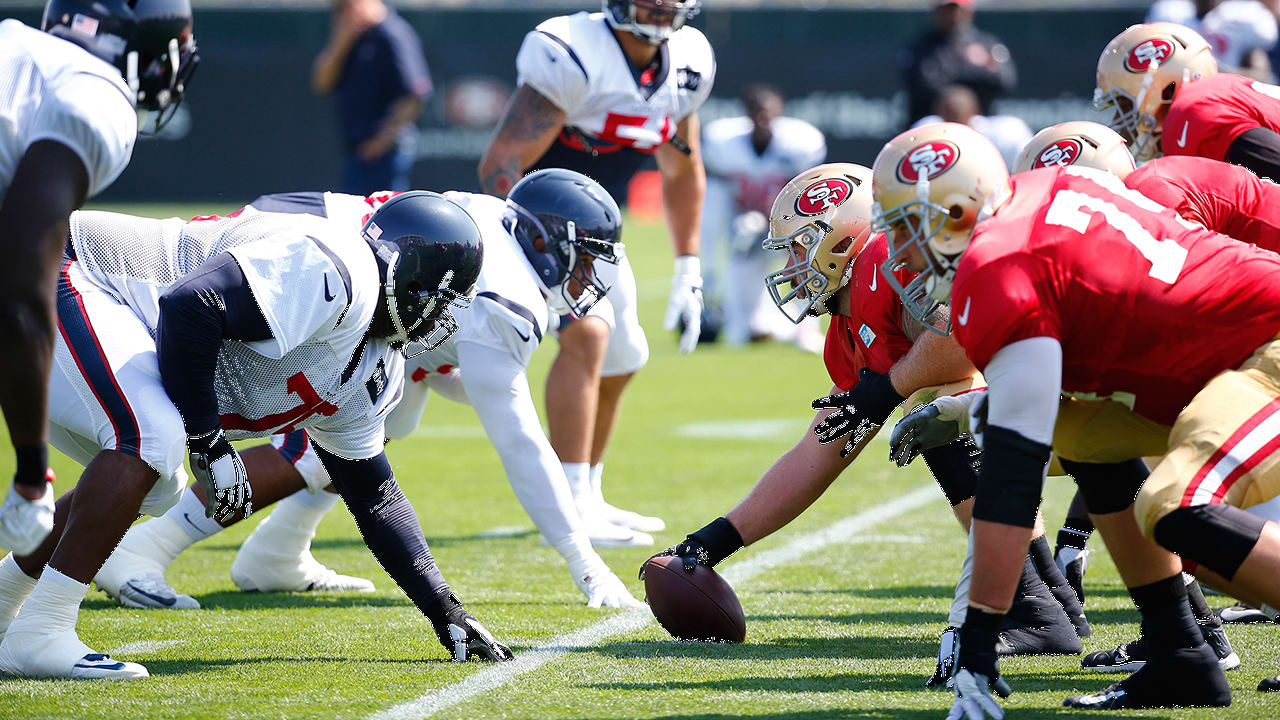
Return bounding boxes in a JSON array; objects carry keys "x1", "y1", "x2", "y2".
[{"x1": 643, "y1": 555, "x2": 746, "y2": 642}]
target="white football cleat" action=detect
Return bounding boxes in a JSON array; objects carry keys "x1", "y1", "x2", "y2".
[
  {"x1": 575, "y1": 567, "x2": 643, "y2": 609},
  {"x1": 572, "y1": 513, "x2": 654, "y2": 548},
  {"x1": 95, "y1": 519, "x2": 199, "y2": 609},
  {"x1": 231, "y1": 546, "x2": 374, "y2": 593},
  {"x1": 594, "y1": 499, "x2": 666, "y2": 534},
  {"x1": 0, "y1": 481, "x2": 54, "y2": 556},
  {"x1": 0, "y1": 627, "x2": 147, "y2": 679}
]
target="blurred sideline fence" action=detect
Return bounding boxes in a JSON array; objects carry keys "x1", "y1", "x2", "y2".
[{"x1": 2, "y1": 4, "x2": 1143, "y2": 202}]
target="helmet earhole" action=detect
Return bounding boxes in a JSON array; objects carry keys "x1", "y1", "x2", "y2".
[{"x1": 949, "y1": 205, "x2": 964, "y2": 220}]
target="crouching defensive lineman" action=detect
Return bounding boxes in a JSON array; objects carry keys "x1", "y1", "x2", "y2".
[
  {"x1": 0, "y1": 193, "x2": 512, "y2": 679},
  {"x1": 94, "y1": 169, "x2": 642, "y2": 610}
]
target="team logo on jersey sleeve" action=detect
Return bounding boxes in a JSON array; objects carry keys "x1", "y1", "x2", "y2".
[
  {"x1": 795, "y1": 178, "x2": 854, "y2": 216},
  {"x1": 1033, "y1": 139, "x2": 1083, "y2": 168},
  {"x1": 896, "y1": 141, "x2": 961, "y2": 183},
  {"x1": 1125, "y1": 38, "x2": 1174, "y2": 72}
]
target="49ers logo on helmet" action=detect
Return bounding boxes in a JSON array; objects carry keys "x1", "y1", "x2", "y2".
[
  {"x1": 1125, "y1": 38, "x2": 1174, "y2": 72},
  {"x1": 795, "y1": 178, "x2": 853, "y2": 216},
  {"x1": 1033, "y1": 139, "x2": 1083, "y2": 168},
  {"x1": 896, "y1": 140, "x2": 960, "y2": 183}
]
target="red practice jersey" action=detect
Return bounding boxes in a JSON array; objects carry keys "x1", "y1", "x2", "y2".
[
  {"x1": 824, "y1": 233, "x2": 914, "y2": 391},
  {"x1": 1127, "y1": 156, "x2": 1280, "y2": 252},
  {"x1": 951, "y1": 166, "x2": 1280, "y2": 426},
  {"x1": 1162, "y1": 73, "x2": 1280, "y2": 161}
]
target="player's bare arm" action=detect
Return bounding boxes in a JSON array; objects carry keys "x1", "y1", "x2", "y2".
[
  {"x1": 889, "y1": 308, "x2": 975, "y2": 397},
  {"x1": 477, "y1": 85, "x2": 566, "y2": 196},
  {"x1": 0, "y1": 141, "x2": 89, "y2": 495},
  {"x1": 655, "y1": 113, "x2": 705, "y2": 258},
  {"x1": 358, "y1": 95, "x2": 424, "y2": 161}
]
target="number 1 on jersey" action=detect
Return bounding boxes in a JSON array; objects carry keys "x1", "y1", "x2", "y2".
[{"x1": 1044, "y1": 189, "x2": 1188, "y2": 284}]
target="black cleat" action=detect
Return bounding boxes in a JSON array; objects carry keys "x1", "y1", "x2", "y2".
[
  {"x1": 1050, "y1": 581, "x2": 1091, "y2": 638},
  {"x1": 1066, "y1": 645, "x2": 1231, "y2": 709},
  {"x1": 1055, "y1": 546, "x2": 1089, "y2": 606},
  {"x1": 1217, "y1": 601, "x2": 1275, "y2": 624},
  {"x1": 1259, "y1": 676, "x2": 1280, "y2": 692},
  {"x1": 997, "y1": 569, "x2": 1082, "y2": 656},
  {"x1": 1082, "y1": 623, "x2": 1239, "y2": 673}
]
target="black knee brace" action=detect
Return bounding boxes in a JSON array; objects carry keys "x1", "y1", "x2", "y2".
[
  {"x1": 1154, "y1": 504, "x2": 1267, "y2": 581},
  {"x1": 1060, "y1": 458, "x2": 1148, "y2": 515}
]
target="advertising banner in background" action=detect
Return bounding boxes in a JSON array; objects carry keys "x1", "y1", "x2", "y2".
[{"x1": 6, "y1": 6, "x2": 1142, "y2": 201}]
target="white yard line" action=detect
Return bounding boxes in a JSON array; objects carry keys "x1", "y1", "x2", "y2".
[
  {"x1": 106, "y1": 639, "x2": 183, "y2": 656},
  {"x1": 368, "y1": 483, "x2": 941, "y2": 720}
]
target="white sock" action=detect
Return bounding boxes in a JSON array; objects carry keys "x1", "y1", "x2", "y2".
[
  {"x1": 165, "y1": 486, "x2": 224, "y2": 542},
  {"x1": 0, "y1": 554, "x2": 37, "y2": 633},
  {"x1": 589, "y1": 463, "x2": 604, "y2": 503},
  {"x1": 948, "y1": 528, "x2": 976, "y2": 627},
  {"x1": 562, "y1": 462, "x2": 591, "y2": 505},
  {"x1": 12, "y1": 566, "x2": 88, "y2": 635},
  {"x1": 244, "y1": 490, "x2": 338, "y2": 557}
]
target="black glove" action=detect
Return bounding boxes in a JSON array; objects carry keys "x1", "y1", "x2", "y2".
[
  {"x1": 890, "y1": 403, "x2": 962, "y2": 467},
  {"x1": 812, "y1": 369, "x2": 905, "y2": 458},
  {"x1": 639, "y1": 517, "x2": 744, "y2": 579},
  {"x1": 433, "y1": 594, "x2": 514, "y2": 662},
  {"x1": 956, "y1": 607, "x2": 1013, "y2": 699}
]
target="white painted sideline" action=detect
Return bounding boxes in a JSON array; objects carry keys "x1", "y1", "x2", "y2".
[{"x1": 368, "y1": 483, "x2": 942, "y2": 720}]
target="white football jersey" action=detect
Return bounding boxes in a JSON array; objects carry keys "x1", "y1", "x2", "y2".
[
  {"x1": 701, "y1": 116, "x2": 826, "y2": 215},
  {"x1": 67, "y1": 208, "x2": 402, "y2": 460},
  {"x1": 0, "y1": 19, "x2": 136, "y2": 200},
  {"x1": 1146, "y1": 0, "x2": 1278, "y2": 71},
  {"x1": 251, "y1": 190, "x2": 552, "y2": 381},
  {"x1": 516, "y1": 12, "x2": 715, "y2": 153}
]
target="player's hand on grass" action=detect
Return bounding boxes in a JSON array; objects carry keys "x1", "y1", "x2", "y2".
[
  {"x1": 890, "y1": 403, "x2": 962, "y2": 467},
  {"x1": 812, "y1": 369, "x2": 905, "y2": 458},
  {"x1": 926, "y1": 626, "x2": 959, "y2": 689},
  {"x1": 664, "y1": 255, "x2": 703, "y2": 354},
  {"x1": 947, "y1": 608, "x2": 1012, "y2": 720},
  {"x1": 640, "y1": 517, "x2": 743, "y2": 578},
  {"x1": 188, "y1": 427, "x2": 252, "y2": 522},
  {"x1": 438, "y1": 607, "x2": 514, "y2": 662},
  {"x1": 947, "y1": 668, "x2": 1010, "y2": 720},
  {"x1": 576, "y1": 567, "x2": 644, "y2": 609}
]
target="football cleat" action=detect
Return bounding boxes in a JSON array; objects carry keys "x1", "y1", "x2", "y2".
[
  {"x1": 997, "y1": 571, "x2": 1082, "y2": 656},
  {"x1": 594, "y1": 498, "x2": 666, "y2": 534},
  {"x1": 230, "y1": 546, "x2": 374, "y2": 594},
  {"x1": 545, "y1": 514, "x2": 654, "y2": 548},
  {"x1": 96, "y1": 518, "x2": 199, "y2": 609},
  {"x1": 0, "y1": 479, "x2": 55, "y2": 556},
  {"x1": 1259, "y1": 676, "x2": 1280, "y2": 692},
  {"x1": 1049, "y1": 582, "x2": 1091, "y2": 638},
  {"x1": 0, "y1": 628, "x2": 147, "y2": 680},
  {"x1": 1082, "y1": 623, "x2": 1239, "y2": 672},
  {"x1": 1055, "y1": 546, "x2": 1089, "y2": 606},
  {"x1": 1218, "y1": 601, "x2": 1275, "y2": 624},
  {"x1": 1066, "y1": 645, "x2": 1230, "y2": 709}
]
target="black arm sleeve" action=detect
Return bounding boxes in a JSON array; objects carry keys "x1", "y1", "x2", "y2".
[
  {"x1": 971, "y1": 425, "x2": 1050, "y2": 529},
  {"x1": 1226, "y1": 126, "x2": 1280, "y2": 181},
  {"x1": 156, "y1": 253, "x2": 272, "y2": 435},
  {"x1": 313, "y1": 444, "x2": 458, "y2": 631}
]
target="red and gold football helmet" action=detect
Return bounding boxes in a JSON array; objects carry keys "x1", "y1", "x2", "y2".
[
  {"x1": 1012, "y1": 121, "x2": 1136, "y2": 178},
  {"x1": 762, "y1": 163, "x2": 874, "y2": 323}
]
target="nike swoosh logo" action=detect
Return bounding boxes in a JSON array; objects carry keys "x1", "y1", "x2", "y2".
[
  {"x1": 1177, "y1": 121, "x2": 1189, "y2": 148},
  {"x1": 182, "y1": 513, "x2": 202, "y2": 532},
  {"x1": 123, "y1": 580, "x2": 177, "y2": 607},
  {"x1": 515, "y1": 328, "x2": 531, "y2": 343},
  {"x1": 956, "y1": 297, "x2": 971, "y2": 326},
  {"x1": 869, "y1": 270, "x2": 878, "y2": 292},
  {"x1": 324, "y1": 275, "x2": 335, "y2": 302}
]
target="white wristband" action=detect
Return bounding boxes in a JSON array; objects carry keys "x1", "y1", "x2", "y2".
[{"x1": 674, "y1": 255, "x2": 701, "y2": 277}]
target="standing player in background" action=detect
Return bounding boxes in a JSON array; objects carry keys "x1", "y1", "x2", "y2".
[
  {"x1": 700, "y1": 84, "x2": 826, "y2": 350},
  {"x1": 312, "y1": 0, "x2": 431, "y2": 194},
  {"x1": 1145, "y1": 0, "x2": 1277, "y2": 81},
  {"x1": 1095, "y1": 22, "x2": 1280, "y2": 177},
  {"x1": 477, "y1": 0, "x2": 714, "y2": 542},
  {"x1": 95, "y1": 171, "x2": 643, "y2": 610},
  {"x1": 911, "y1": 84, "x2": 1031, "y2": 169},
  {"x1": 0, "y1": 0, "x2": 197, "y2": 556}
]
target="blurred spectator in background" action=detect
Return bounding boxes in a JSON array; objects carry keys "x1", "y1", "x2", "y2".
[
  {"x1": 700, "y1": 85, "x2": 826, "y2": 351},
  {"x1": 1147, "y1": 0, "x2": 1277, "y2": 81},
  {"x1": 312, "y1": 0, "x2": 432, "y2": 194},
  {"x1": 900, "y1": 0, "x2": 1016, "y2": 127},
  {"x1": 911, "y1": 84, "x2": 1032, "y2": 168}
]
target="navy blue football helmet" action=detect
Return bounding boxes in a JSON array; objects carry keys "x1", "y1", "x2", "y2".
[
  {"x1": 505, "y1": 169, "x2": 622, "y2": 317},
  {"x1": 43, "y1": 0, "x2": 198, "y2": 134},
  {"x1": 363, "y1": 192, "x2": 484, "y2": 356},
  {"x1": 603, "y1": 0, "x2": 701, "y2": 45}
]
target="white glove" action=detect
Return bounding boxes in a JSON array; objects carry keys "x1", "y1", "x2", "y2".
[
  {"x1": 664, "y1": 255, "x2": 703, "y2": 354},
  {"x1": 561, "y1": 534, "x2": 643, "y2": 608},
  {"x1": 188, "y1": 428, "x2": 252, "y2": 522},
  {"x1": 946, "y1": 669, "x2": 1006, "y2": 720},
  {"x1": 0, "y1": 478, "x2": 54, "y2": 555}
]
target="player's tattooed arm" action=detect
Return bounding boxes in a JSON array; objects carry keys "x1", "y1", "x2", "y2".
[
  {"x1": 902, "y1": 303, "x2": 950, "y2": 342},
  {"x1": 478, "y1": 85, "x2": 566, "y2": 197},
  {"x1": 890, "y1": 307, "x2": 975, "y2": 397}
]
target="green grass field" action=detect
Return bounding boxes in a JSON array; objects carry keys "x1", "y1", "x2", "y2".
[{"x1": 1, "y1": 204, "x2": 1278, "y2": 720}]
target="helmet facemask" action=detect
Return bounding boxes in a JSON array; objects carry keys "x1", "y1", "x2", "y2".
[
  {"x1": 371, "y1": 243, "x2": 476, "y2": 359},
  {"x1": 873, "y1": 181, "x2": 956, "y2": 335},
  {"x1": 1094, "y1": 62, "x2": 1170, "y2": 164},
  {"x1": 762, "y1": 218, "x2": 856, "y2": 324},
  {"x1": 505, "y1": 201, "x2": 619, "y2": 318},
  {"x1": 135, "y1": 35, "x2": 199, "y2": 135},
  {"x1": 603, "y1": 0, "x2": 701, "y2": 45}
]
